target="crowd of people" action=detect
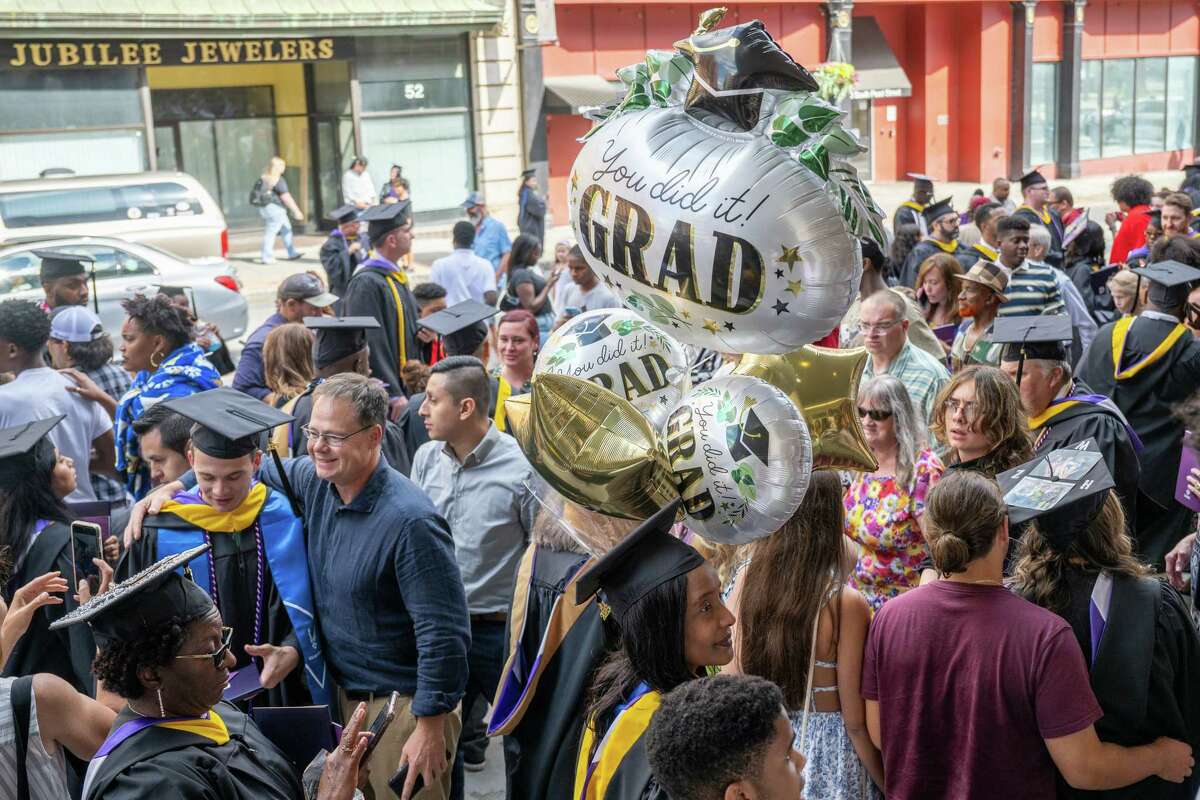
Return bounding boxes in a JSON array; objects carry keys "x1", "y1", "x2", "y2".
[{"x1": 1, "y1": 159, "x2": 1200, "y2": 800}]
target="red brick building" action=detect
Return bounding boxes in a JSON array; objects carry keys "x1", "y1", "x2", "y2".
[{"x1": 535, "y1": 0, "x2": 1200, "y2": 223}]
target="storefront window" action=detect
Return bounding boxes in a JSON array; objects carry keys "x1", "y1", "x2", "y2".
[
  {"x1": 1134, "y1": 58, "x2": 1167, "y2": 154},
  {"x1": 1030, "y1": 63, "x2": 1057, "y2": 166},
  {"x1": 0, "y1": 68, "x2": 142, "y2": 131},
  {"x1": 0, "y1": 130, "x2": 146, "y2": 181},
  {"x1": 1167, "y1": 57, "x2": 1197, "y2": 152},
  {"x1": 1101, "y1": 60, "x2": 1135, "y2": 158},
  {"x1": 357, "y1": 36, "x2": 474, "y2": 217},
  {"x1": 1079, "y1": 61, "x2": 1102, "y2": 161}
]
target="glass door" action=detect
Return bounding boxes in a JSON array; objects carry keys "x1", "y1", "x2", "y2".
[{"x1": 848, "y1": 99, "x2": 872, "y2": 181}]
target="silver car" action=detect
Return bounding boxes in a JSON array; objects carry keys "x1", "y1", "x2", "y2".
[{"x1": 0, "y1": 236, "x2": 248, "y2": 340}]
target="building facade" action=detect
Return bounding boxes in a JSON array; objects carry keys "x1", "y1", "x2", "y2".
[
  {"x1": 0, "y1": 2, "x2": 527, "y2": 228},
  {"x1": 537, "y1": 0, "x2": 1200, "y2": 224}
]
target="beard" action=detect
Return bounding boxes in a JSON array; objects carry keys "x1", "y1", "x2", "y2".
[{"x1": 958, "y1": 302, "x2": 979, "y2": 318}]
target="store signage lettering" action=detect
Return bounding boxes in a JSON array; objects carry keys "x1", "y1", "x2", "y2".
[{"x1": 3, "y1": 38, "x2": 352, "y2": 68}]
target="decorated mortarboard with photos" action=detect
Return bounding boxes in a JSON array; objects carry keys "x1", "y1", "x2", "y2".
[{"x1": 996, "y1": 439, "x2": 1115, "y2": 526}]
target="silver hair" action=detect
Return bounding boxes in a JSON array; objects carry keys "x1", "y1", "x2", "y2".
[
  {"x1": 1026, "y1": 358, "x2": 1073, "y2": 390},
  {"x1": 312, "y1": 373, "x2": 387, "y2": 429},
  {"x1": 863, "y1": 289, "x2": 907, "y2": 321},
  {"x1": 1028, "y1": 224, "x2": 1052, "y2": 250},
  {"x1": 857, "y1": 374, "x2": 924, "y2": 487}
]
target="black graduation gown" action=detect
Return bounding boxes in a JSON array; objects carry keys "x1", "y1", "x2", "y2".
[
  {"x1": 1064, "y1": 257, "x2": 1118, "y2": 326},
  {"x1": 497, "y1": 546, "x2": 605, "y2": 800},
  {"x1": 1056, "y1": 571, "x2": 1200, "y2": 800},
  {"x1": 892, "y1": 203, "x2": 923, "y2": 236},
  {"x1": 898, "y1": 239, "x2": 978, "y2": 289},
  {"x1": 84, "y1": 702, "x2": 302, "y2": 799},
  {"x1": 342, "y1": 266, "x2": 420, "y2": 398},
  {"x1": 1078, "y1": 316, "x2": 1200, "y2": 562},
  {"x1": 119, "y1": 515, "x2": 309, "y2": 707},
  {"x1": 317, "y1": 233, "x2": 362, "y2": 301},
  {"x1": 286, "y1": 387, "x2": 412, "y2": 475},
  {"x1": 1032, "y1": 383, "x2": 1141, "y2": 526},
  {"x1": 518, "y1": 188, "x2": 547, "y2": 247},
  {"x1": 1013, "y1": 206, "x2": 1065, "y2": 268},
  {"x1": 1, "y1": 521, "x2": 96, "y2": 695}
]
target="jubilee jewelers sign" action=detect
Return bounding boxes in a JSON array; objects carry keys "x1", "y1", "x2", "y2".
[{"x1": 2, "y1": 38, "x2": 353, "y2": 68}]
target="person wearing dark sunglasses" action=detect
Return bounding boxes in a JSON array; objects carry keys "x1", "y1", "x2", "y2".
[{"x1": 844, "y1": 375, "x2": 945, "y2": 614}]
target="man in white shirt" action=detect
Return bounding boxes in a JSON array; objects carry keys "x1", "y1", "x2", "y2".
[
  {"x1": 430, "y1": 222, "x2": 498, "y2": 306},
  {"x1": 341, "y1": 156, "x2": 376, "y2": 209},
  {"x1": 0, "y1": 299, "x2": 115, "y2": 502},
  {"x1": 554, "y1": 246, "x2": 620, "y2": 328}
]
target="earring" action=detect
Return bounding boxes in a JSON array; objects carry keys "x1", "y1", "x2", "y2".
[
  {"x1": 157, "y1": 687, "x2": 166, "y2": 718},
  {"x1": 150, "y1": 351, "x2": 163, "y2": 369}
]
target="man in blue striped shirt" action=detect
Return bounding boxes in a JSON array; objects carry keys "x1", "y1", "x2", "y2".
[{"x1": 995, "y1": 215, "x2": 1064, "y2": 317}]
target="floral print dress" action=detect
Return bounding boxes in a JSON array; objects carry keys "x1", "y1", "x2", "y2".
[{"x1": 843, "y1": 450, "x2": 944, "y2": 613}]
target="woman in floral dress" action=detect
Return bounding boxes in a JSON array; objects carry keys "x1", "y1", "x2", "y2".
[{"x1": 844, "y1": 375, "x2": 944, "y2": 613}]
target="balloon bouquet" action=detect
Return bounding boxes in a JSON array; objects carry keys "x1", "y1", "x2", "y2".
[{"x1": 513, "y1": 8, "x2": 886, "y2": 549}]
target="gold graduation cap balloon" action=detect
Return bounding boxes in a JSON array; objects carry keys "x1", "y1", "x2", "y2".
[
  {"x1": 510, "y1": 373, "x2": 678, "y2": 520},
  {"x1": 734, "y1": 344, "x2": 877, "y2": 472}
]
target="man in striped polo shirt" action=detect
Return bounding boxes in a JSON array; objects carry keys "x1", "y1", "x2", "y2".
[{"x1": 994, "y1": 215, "x2": 1064, "y2": 317}]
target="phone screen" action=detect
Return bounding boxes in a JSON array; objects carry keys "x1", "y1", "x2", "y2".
[{"x1": 69, "y1": 521, "x2": 103, "y2": 594}]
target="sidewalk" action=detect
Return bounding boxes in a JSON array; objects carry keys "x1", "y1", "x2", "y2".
[{"x1": 232, "y1": 169, "x2": 1184, "y2": 298}]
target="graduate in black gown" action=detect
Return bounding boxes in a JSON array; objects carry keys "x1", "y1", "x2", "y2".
[
  {"x1": 342, "y1": 201, "x2": 421, "y2": 404},
  {"x1": 52, "y1": 545, "x2": 368, "y2": 800},
  {"x1": 898, "y1": 197, "x2": 979, "y2": 288},
  {"x1": 1012, "y1": 168, "x2": 1066, "y2": 268},
  {"x1": 893, "y1": 173, "x2": 933, "y2": 238},
  {"x1": 317, "y1": 204, "x2": 365, "y2": 302},
  {"x1": 272, "y1": 315, "x2": 412, "y2": 474},
  {"x1": 1078, "y1": 259, "x2": 1200, "y2": 565},
  {"x1": 0, "y1": 416, "x2": 97, "y2": 696},
  {"x1": 120, "y1": 389, "x2": 328, "y2": 708},
  {"x1": 994, "y1": 315, "x2": 1142, "y2": 524},
  {"x1": 1006, "y1": 452, "x2": 1200, "y2": 800},
  {"x1": 572, "y1": 501, "x2": 736, "y2": 800},
  {"x1": 488, "y1": 483, "x2": 630, "y2": 800}
]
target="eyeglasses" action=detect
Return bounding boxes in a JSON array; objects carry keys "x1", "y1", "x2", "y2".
[
  {"x1": 857, "y1": 319, "x2": 901, "y2": 335},
  {"x1": 857, "y1": 407, "x2": 893, "y2": 422},
  {"x1": 301, "y1": 424, "x2": 372, "y2": 448},
  {"x1": 175, "y1": 627, "x2": 234, "y2": 669},
  {"x1": 944, "y1": 398, "x2": 979, "y2": 421}
]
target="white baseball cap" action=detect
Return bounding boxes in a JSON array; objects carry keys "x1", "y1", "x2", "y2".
[{"x1": 49, "y1": 305, "x2": 105, "y2": 343}]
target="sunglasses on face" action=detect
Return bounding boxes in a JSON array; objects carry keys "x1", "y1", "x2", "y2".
[
  {"x1": 857, "y1": 407, "x2": 893, "y2": 421},
  {"x1": 174, "y1": 626, "x2": 234, "y2": 669}
]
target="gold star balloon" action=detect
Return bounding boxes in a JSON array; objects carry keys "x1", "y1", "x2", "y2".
[{"x1": 734, "y1": 344, "x2": 877, "y2": 472}]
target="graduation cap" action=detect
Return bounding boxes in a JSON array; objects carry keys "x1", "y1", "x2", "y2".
[
  {"x1": 416, "y1": 300, "x2": 499, "y2": 357},
  {"x1": 48, "y1": 543, "x2": 214, "y2": 646},
  {"x1": 921, "y1": 197, "x2": 956, "y2": 225},
  {"x1": 1147, "y1": 208, "x2": 1163, "y2": 228},
  {"x1": 0, "y1": 415, "x2": 63, "y2": 464},
  {"x1": 362, "y1": 201, "x2": 412, "y2": 239},
  {"x1": 993, "y1": 314, "x2": 1074, "y2": 385},
  {"x1": 162, "y1": 387, "x2": 292, "y2": 459},
  {"x1": 35, "y1": 250, "x2": 90, "y2": 282},
  {"x1": 1131, "y1": 259, "x2": 1200, "y2": 309},
  {"x1": 305, "y1": 315, "x2": 380, "y2": 370},
  {"x1": 905, "y1": 173, "x2": 934, "y2": 189},
  {"x1": 996, "y1": 439, "x2": 1115, "y2": 552},
  {"x1": 521, "y1": 168, "x2": 536, "y2": 180},
  {"x1": 726, "y1": 407, "x2": 770, "y2": 465},
  {"x1": 1062, "y1": 208, "x2": 1090, "y2": 249},
  {"x1": 1017, "y1": 168, "x2": 1048, "y2": 191},
  {"x1": 1183, "y1": 159, "x2": 1200, "y2": 173},
  {"x1": 560, "y1": 312, "x2": 613, "y2": 347},
  {"x1": 327, "y1": 203, "x2": 359, "y2": 226},
  {"x1": 1088, "y1": 264, "x2": 1121, "y2": 294},
  {"x1": 573, "y1": 499, "x2": 702, "y2": 622}
]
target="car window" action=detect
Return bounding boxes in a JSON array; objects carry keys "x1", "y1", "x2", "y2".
[
  {"x1": 0, "y1": 251, "x2": 39, "y2": 295},
  {"x1": 58, "y1": 245, "x2": 157, "y2": 281},
  {"x1": 0, "y1": 182, "x2": 203, "y2": 228}
]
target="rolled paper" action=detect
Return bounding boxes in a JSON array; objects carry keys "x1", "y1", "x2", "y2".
[
  {"x1": 734, "y1": 344, "x2": 878, "y2": 473},
  {"x1": 517, "y1": 373, "x2": 678, "y2": 520}
]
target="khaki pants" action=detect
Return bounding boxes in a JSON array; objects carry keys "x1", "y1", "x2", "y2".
[{"x1": 338, "y1": 688, "x2": 462, "y2": 800}]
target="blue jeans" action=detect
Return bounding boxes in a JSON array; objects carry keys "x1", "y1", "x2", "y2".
[
  {"x1": 259, "y1": 203, "x2": 298, "y2": 262},
  {"x1": 450, "y1": 618, "x2": 513, "y2": 800}
]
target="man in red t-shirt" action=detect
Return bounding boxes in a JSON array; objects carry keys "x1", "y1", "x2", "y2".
[
  {"x1": 1107, "y1": 175, "x2": 1155, "y2": 264},
  {"x1": 862, "y1": 471, "x2": 1193, "y2": 799}
]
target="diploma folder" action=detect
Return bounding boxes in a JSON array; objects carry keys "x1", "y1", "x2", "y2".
[
  {"x1": 1175, "y1": 433, "x2": 1200, "y2": 513},
  {"x1": 250, "y1": 705, "x2": 340, "y2": 770}
]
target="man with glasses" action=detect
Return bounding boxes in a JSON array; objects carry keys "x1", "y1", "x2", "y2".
[
  {"x1": 129, "y1": 374, "x2": 470, "y2": 800},
  {"x1": 119, "y1": 388, "x2": 326, "y2": 708},
  {"x1": 233, "y1": 272, "x2": 338, "y2": 400},
  {"x1": 860, "y1": 290, "x2": 950, "y2": 435},
  {"x1": 897, "y1": 197, "x2": 978, "y2": 288},
  {"x1": 344, "y1": 201, "x2": 421, "y2": 419}
]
